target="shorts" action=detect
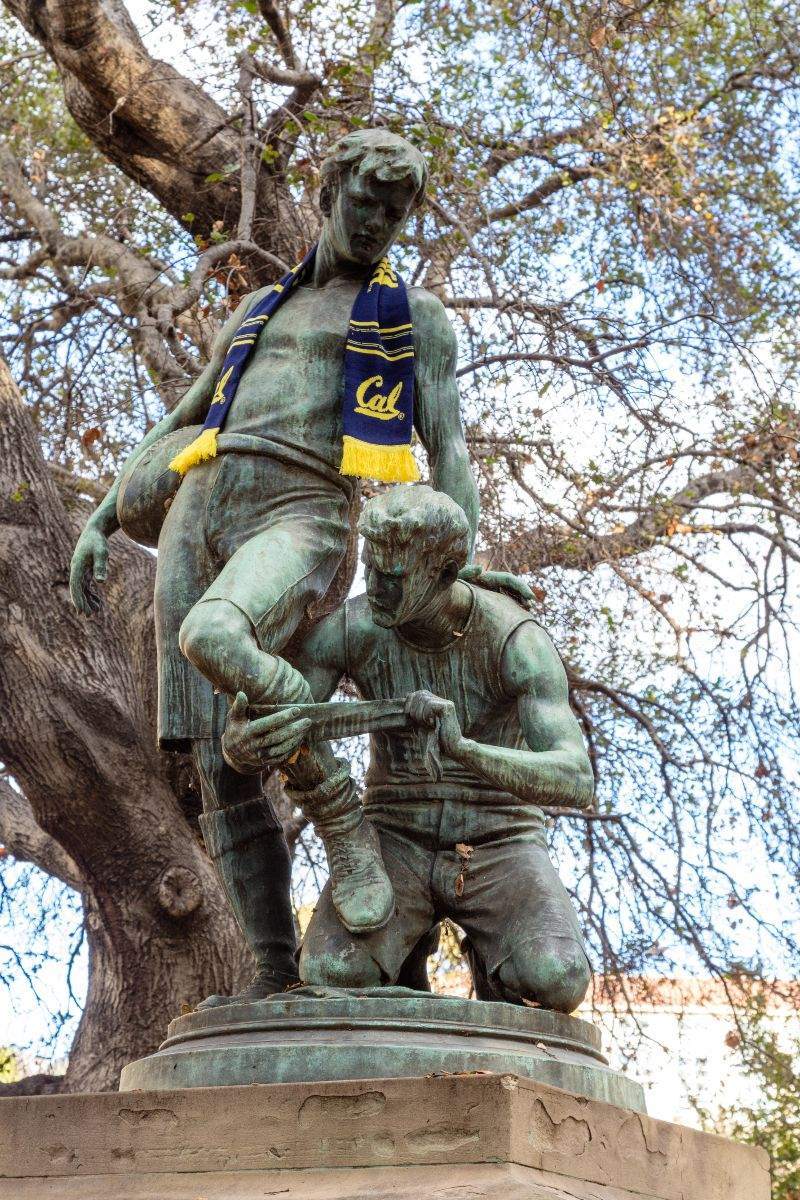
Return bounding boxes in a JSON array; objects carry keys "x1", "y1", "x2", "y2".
[{"x1": 154, "y1": 450, "x2": 351, "y2": 749}]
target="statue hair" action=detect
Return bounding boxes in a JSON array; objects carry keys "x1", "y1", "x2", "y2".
[
  {"x1": 320, "y1": 129, "x2": 428, "y2": 211},
  {"x1": 359, "y1": 485, "x2": 470, "y2": 572}
]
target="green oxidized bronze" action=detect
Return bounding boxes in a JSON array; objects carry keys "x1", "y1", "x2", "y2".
[
  {"x1": 68, "y1": 129, "x2": 489, "y2": 1006},
  {"x1": 225, "y1": 485, "x2": 595, "y2": 1012},
  {"x1": 69, "y1": 127, "x2": 590, "y2": 1017}
]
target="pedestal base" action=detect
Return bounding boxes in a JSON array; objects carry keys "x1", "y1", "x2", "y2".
[
  {"x1": 1, "y1": 1073, "x2": 769, "y2": 1199},
  {"x1": 120, "y1": 987, "x2": 646, "y2": 1112}
]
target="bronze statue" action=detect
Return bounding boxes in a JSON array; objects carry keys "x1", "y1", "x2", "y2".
[
  {"x1": 67, "y1": 129, "x2": 498, "y2": 1006},
  {"x1": 225, "y1": 486, "x2": 594, "y2": 1012}
]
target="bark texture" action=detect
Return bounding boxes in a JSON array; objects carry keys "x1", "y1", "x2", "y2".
[{"x1": 0, "y1": 357, "x2": 249, "y2": 1092}]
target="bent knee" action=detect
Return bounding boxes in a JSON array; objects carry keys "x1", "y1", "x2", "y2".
[
  {"x1": 497, "y1": 936, "x2": 591, "y2": 1013},
  {"x1": 179, "y1": 600, "x2": 250, "y2": 669},
  {"x1": 300, "y1": 938, "x2": 384, "y2": 989}
]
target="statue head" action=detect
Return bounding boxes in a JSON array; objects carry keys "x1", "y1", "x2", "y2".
[
  {"x1": 319, "y1": 129, "x2": 428, "y2": 267},
  {"x1": 358, "y1": 484, "x2": 470, "y2": 627}
]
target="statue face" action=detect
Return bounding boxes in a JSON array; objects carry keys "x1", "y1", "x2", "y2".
[
  {"x1": 325, "y1": 168, "x2": 417, "y2": 266},
  {"x1": 362, "y1": 537, "x2": 446, "y2": 628}
]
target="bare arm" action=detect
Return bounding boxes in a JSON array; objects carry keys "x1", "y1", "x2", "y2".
[
  {"x1": 410, "y1": 289, "x2": 479, "y2": 553},
  {"x1": 288, "y1": 606, "x2": 348, "y2": 701},
  {"x1": 406, "y1": 623, "x2": 594, "y2": 808}
]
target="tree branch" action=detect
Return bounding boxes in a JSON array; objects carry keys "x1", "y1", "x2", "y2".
[
  {"x1": 497, "y1": 463, "x2": 765, "y2": 573},
  {"x1": 0, "y1": 777, "x2": 82, "y2": 889},
  {"x1": 486, "y1": 166, "x2": 595, "y2": 223},
  {"x1": 257, "y1": 0, "x2": 297, "y2": 70},
  {"x1": 2, "y1": 0, "x2": 300, "y2": 263},
  {"x1": 481, "y1": 120, "x2": 600, "y2": 178},
  {"x1": 236, "y1": 54, "x2": 259, "y2": 243}
]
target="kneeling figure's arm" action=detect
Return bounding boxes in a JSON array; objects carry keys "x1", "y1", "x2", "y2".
[{"x1": 411, "y1": 624, "x2": 594, "y2": 808}]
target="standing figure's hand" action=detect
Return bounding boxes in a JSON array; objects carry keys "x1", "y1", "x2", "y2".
[
  {"x1": 69, "y1": 524, "x2": 110, "y2": 615},
  {"x1": 459, "y1": 563, "x2": 539, "y2": 611},
  {"x1": 405, "y1": 690, "x2": 464, "y2": 758}
]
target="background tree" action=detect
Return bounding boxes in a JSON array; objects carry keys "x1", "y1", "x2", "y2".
[
  {"x1": 695, "y1": 983, "x2": 800, "y2": 1200},
  {"x1": 1, "y1": 0, "x2": 799, "y2": 1093}
]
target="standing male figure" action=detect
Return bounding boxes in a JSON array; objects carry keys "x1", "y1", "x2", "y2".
[
  {"x1": 69, "y1": 130, "x2": 480, "y2": 1005},
  {"x1": 224, "y1": 486, "x2": 594, "y2": 1012}
]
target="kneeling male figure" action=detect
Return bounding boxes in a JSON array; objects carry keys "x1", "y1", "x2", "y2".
[{"x1": 225, "y1": 485, "x2": 594, "y2": 1011}]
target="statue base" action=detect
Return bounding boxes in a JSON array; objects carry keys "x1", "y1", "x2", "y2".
[
  {"x1": 1, "y1": 1072, "x2": 769, "y2": 1199},
  {"x1": 119, "y1": 987, "x2": 645, "y2": 1112}
]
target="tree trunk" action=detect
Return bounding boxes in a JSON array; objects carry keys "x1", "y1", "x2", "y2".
[{"x1": 0, "y1": 358, "x2": 250, "y2": 1091}]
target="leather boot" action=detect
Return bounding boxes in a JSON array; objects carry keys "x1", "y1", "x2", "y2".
[
  {"x1": 197, "y1": 796, "x2": 299, "y2": 1009},
  {"x1": 291, "y1": 761, "x2": 394, "y2": 934}
]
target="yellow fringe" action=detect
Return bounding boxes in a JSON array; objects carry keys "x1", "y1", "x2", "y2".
[
  {"x1": 340, "y1": 435, "x2": 420, "y2": 483},
  {"x1": 169, "y1": 427, "x2": 220, "y2": 476}
]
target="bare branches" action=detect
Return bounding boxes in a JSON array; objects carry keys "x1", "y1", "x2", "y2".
[
  {"x1": 457, "y1": 341, "x2": 647, "y2": 378},
  {"x1": 0, "y1": 138, "x2": 191, "y2": 403},
  {"x1": 542, "y1": 805, "x2": 624, "y2": 822},
  {"x1": 255, "y1": 55, "x2": 324, "y2": 148},
  {"x1": 486, "y1": 165, "x2": 595, "y2": 223},
  {"x1": 257, "y1": 0, "x2": 297, "y2": 70},
  {"x1": 499, "y1": 462, "x2": 764, "y2": 573},
  {"x1": 253, "y1": 58, "x2": 321, "y2": 92},
  {"x1": 481, "y1": 119, "x2": 600, "y2": 178}
]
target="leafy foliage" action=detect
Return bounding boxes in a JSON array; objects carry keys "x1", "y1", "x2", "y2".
[{"x1": 697, "y1": 988, "x2": 800, "y2": 1200}]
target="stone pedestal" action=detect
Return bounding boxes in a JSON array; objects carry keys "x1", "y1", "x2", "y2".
[
  {"x1": 120, "y1": 989, "x2": 645, "y2": 1112},
  {"x1": 1, "y1": 1072, "x2": 769, "y2": 1199}
]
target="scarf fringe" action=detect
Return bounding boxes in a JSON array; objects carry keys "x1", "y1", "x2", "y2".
[
  {"x1": 340, "y1": 435, "x2": 420, "y2": 483},
  {"x1": 169, "y1": 427, "x2": 220, "y2": 476}
]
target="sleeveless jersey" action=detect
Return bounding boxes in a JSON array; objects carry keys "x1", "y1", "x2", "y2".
[{"x1": 344, "y1": 583, "x2": 538, "y2": 805}]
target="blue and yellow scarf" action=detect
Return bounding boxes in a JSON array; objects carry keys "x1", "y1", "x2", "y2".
[{"x1": 169, "y1": 244, "x2": 419, "y2": 483}]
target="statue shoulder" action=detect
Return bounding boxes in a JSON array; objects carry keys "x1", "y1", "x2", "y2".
[
  {"x1": 470, "y1": 586, "x2": 554, "y2": 668},
  {"x1": 218, "y1": 284, "x2": 277, "y2": 338},
  {"x1": 242, "y1": 283, "x2": 277, "y2": 313},
  {"x1": 344, "y1": 594, "x2": 382, "y2": 658},
  {"x1": 498, "y1": 610, "x2": 567, "y2": 697},
  {"x1": 407, "y1": 287, "x2": 457, "y2": 354}
]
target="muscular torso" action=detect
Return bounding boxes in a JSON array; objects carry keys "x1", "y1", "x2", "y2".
[
  {"x1": 343, "y1": 584, "x2": 537, "y2": 804},
  {"x1": 221, "y1": 282, "x2": 358, "y2": 477}
]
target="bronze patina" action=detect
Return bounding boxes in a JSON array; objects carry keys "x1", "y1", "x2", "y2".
[
  {"x1": 69, "y1": 130, "x2": 503, "y2": 1007},
  {"x1": 225, "y1": 485, "x2": 594, "y2": 1012}
]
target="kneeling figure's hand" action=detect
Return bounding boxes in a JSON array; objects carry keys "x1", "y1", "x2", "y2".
[
  {"x1": 222, "y1": 692, "x2": 313, "y2": 774},
  {"x1": 405, "y1": 690, "x2": 464, "y2": 757}
]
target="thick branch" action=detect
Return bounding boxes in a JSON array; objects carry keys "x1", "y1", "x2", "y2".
[
  {"x1": 253, "y1": 58, "x2": 320, "y2": 90},
  {"x1": 498, "y1": 463, "x2": 764, "y2": 573},
  {"x1": 0, "y1": 777, "x2": 81, "y2": 889},
  {"x1": 486, "y1": 166, "x2": 594, "y2": 223},
  {"x1": 257, "y1": 0, "x2": 297, "y2": 70},
  {"x1": 2, "y1": 0, "x2": 300, "y2": 263},
  {"x1": 481, "y1": 120, "x2": 600, "y2": 178}
]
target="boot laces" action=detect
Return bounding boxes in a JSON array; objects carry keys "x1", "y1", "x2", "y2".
[{"x1": 328, "y1": 831, "x2": 360, "y2": 877}]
